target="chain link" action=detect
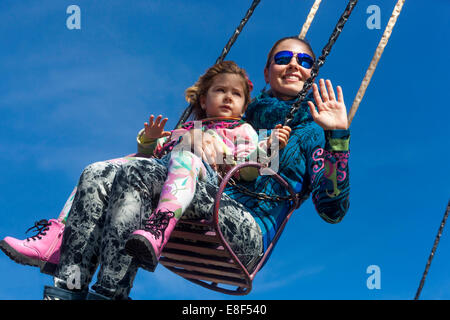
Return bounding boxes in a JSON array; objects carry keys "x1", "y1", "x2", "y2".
[
  {"x1": 230, "y1": 0, "x2": 359, "y2": 201},
  {"x1": 175, "y1": 0, "x2": 262, "y2": 128},
  {"x1": 175, "y1": 1, "x2": 359, "y2": 201},
  {"x1": 226, "y1": 176, "x2": 295, "y2": 202},
  {"x1": 285, "y1": 0, "x2": 358, "y2": 127}
]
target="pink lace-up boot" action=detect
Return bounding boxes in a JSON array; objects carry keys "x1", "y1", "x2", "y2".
[
  {"x1": 125, "y1": 210, "x2": 178, "y2": 272},
  {"x1": 0, "y1": 219, "x2": 64, "y2": 275}
]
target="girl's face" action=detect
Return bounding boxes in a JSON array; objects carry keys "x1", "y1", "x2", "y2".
[
  {"x1": 200, "y1": 73, "x2": 246, "y2": 118},
  {"x1": 264, "y1": 39, "x2": 313, "y2": 100}
]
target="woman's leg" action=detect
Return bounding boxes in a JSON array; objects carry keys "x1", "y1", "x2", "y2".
[
  {"x1": 184, "y1": 181, "x2": 264, "y2": 272},
  {"x1": 56, "y1": 155, "x2": 141, "y2": 223},
  {"x1": 52, "y1": 160, "x2": 126, "y2": 292},
  {"x1": 0, "y1": 155, "x2": 141, "y2": 274},
  {"x1": 91, "y1": 157, "x2": 170, "y2": 299}
]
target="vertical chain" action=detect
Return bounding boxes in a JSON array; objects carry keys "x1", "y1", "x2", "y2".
[
  {"x1": 285, "y1": 0, "x2": 359, "y2": 127},
  {"x1": 175, "y1": 0, "x2": 262, "y2": 128},
  {"x1": 415, "y1": 200, "x2": 450, "y2": 300}
]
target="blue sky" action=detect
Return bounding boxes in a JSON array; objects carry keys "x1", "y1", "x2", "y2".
[{"x1": 0, "y1": 0, "x2": 449, "y2": 300}]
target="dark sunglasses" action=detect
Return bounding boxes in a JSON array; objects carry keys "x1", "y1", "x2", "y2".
[{"x1": 273, "y1": 50, "x2": 314, "y2": 69}]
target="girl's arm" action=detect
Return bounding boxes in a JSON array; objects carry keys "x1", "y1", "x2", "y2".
[
  {"x1": 137, "y1": 129, "x2": 171, "y2": 155},
  {"x1": 137, "y1": 114, "x2": 172, "y2": 156}
]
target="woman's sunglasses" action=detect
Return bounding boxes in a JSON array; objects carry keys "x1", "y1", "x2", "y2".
[{"x1": 273, "y1": 50, "x2": 314, "y2": 69}]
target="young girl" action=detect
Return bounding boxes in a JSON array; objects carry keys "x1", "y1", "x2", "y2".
[{"x1": 124, "y1": 61, "x2": 291, "y2": 271}]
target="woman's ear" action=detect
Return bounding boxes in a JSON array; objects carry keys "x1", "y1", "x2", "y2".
[{"x1": 263, "y1": 68, "x2": 269, "y2": 86}]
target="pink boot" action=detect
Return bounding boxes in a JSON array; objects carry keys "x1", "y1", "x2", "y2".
[
  {"x1": 0, "y1": 219, "x2": 64, "y2": 275},
  {"x1": 125, "y1": 210, "x2": 178, "y2": 272}
]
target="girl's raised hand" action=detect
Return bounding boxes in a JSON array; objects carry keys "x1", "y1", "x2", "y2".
[
  {"x1": 268, "y1": 124, "x2": 291, "y2": 150},
  {"x1": 308, "y1": 79, "x2": 348, "y2": 130},
  {"x1": 144, "y1": 115, "x2": 171, "y2": 139}
]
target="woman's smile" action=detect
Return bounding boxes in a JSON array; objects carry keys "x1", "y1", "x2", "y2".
[{"x1": 264, "y1": 38, "x2": 313, "y2": 100}]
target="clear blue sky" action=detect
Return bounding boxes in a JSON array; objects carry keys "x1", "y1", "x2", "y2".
[{"x1": 0, "y1": 0, "x2": 449, "y2": 300}]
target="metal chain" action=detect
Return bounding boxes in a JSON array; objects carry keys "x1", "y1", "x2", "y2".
[
  {"x1": 284, "y1": 0, "x2": 358, "y2": 127},
  {"x1": 175, "y1": 0, "x2": 262, "y2": 128},
  {"x1": 215, "y1": 0, "x2": 261, "y2": 64},
  {"x1": 230, "y1": 0, "x2": 359, "y2": 201},
  {"x1": 174, "y1": 0, "x2": 359, "y2": 202},
  {"x1": 227, "y1": 177, "x2": 295, "y2": 202},
  {"x1": 414, "y1": 200, "x2": 450, "y2": 300}
]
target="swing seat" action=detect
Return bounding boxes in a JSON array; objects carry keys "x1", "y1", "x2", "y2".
[{"x1": 159, "y1": 162, "x2": 299, "y2": 295}]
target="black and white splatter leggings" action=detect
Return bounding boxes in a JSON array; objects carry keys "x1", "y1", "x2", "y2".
[{"x1": 54, "y1": 157, "x2": 263, "y2": 299}]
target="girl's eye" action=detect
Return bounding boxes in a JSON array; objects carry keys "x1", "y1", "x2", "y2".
[
  {"x1": 233, "y1": 91, "x2": 242, "y2": 96},
  {"x1": 216, "y1": 88, "x2": 225, "y2": 92}
]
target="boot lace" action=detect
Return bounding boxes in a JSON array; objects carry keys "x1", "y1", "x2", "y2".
[
  {"x1": 26, "y1": 219, "x2": 51, "y2": 241},
  {"x1": 143, "y1": 210, "x2": 175, "y2": 245}
]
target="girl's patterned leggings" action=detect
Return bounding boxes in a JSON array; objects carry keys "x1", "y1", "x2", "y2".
[{"x1": 54, "y1": 156, "x2": 263, "y2": 299}]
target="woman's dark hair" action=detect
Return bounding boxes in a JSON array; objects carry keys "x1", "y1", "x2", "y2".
[{"x1": 265, "y1": 36, "x2": 316, "y2": 70}]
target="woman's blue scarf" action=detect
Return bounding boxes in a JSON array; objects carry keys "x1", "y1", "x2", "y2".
[{"x1": 244, "y1": 90, "x2": 314, "y2": 130}]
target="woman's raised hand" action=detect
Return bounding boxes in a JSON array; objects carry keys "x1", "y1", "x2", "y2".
[
  {"x1": 308, "y1": 79, "x2": 348, "y2": 130},
  {"x1": 144, "y1": 115, "x2": 171, "y2": 140}
]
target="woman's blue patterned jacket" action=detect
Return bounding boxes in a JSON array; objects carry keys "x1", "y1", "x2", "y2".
[{"x1": 227, "y1": 91, "x2": 350, "y2": 252}]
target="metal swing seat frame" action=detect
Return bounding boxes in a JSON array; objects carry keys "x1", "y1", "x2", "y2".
[{"x1": 159, "y1": 162, "x2": 300, "y2": 295}]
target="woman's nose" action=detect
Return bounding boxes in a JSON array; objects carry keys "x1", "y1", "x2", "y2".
[{"x1": 287, "y1": 56, "x2": 300, "y2": 69}]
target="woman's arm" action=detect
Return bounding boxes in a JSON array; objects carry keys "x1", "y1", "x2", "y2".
[
  {"x1": 307, "y1": 128, "x2": 350, "y2": 223},
  {"x1": 306, "y1": 79, "x2": 350, "y2": 223}
]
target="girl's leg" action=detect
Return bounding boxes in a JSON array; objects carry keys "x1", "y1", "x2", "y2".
[
  {"x1": 157, "y1": 150, "x2": 207, "y2": 215},
  {"x1": 125, "y1": 151, "x2": 206, "y2": 271},
  {"x1": 57, "y1": 187, "x2": 77, "y2": 223}
]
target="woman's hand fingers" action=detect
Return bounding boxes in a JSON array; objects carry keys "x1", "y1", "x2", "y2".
[
  {"x1": 308, "y1": 101, "x2": 319, "y2": 120},
  {"x1": 312, "y1": 83, "x2": 323, "y2": 107},
  {"x1": 319, "y1": 79, "x2": 329, "y2": 102},
  {"x1": 336, "y1": 85, "x2": 344, "y2": 103},
  {"x1": 325, "y1": 79, "x2": 336, "y2": 101}
]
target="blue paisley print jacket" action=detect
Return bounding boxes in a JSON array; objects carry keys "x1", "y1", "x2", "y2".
[{"x1": 226, "y1": 91, "x2": 350, "y2": 252}]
